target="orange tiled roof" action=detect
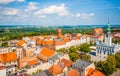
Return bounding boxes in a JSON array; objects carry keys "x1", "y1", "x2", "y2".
[
  {"x1": 17, "y1": 40, "x2": 26, "y2": 46},
  {"x1": 76, "y1": 35, "x2": 81, "y2": 39},
  {"x1": 0, "y1": 66, "x2": 4, "y2": 70},
  {"x1": 55, "y1": 40, "x2": 66, "y2": 46},
  {"x1": 45, "y1": 39, "x2": 54, "y2": 45},
  {"x1": 0, "y1": 52, "x2": 17, "y2": 63},
  {"x1": 48, "y1": 65, "x2": 62, "y2": 75},
  {"x1": 28, "y1": 59, "x2": 39, "y2": 66},
  {"x1": 68, "y1": 69, "x2": 79, "y2": 76},
  {"x1": 87, "y1": 68, "x2": 105, "y2": 76},
  {"x1": 85, "y1": 34, "x2": 90, "y2": 38},
  {"x1": 64, "y1": 38, "x2": 71, "y2": 42},
  {"x1": 38, "y1": 47, "x2": 55, "y2": 61},
  {"x1": 36, "y1": 39, "x2": 43, "y2": 45},
  {"x1": 93, "y1": 28, "x2": 103, "y2": 35},
  {"x1": 60, "y1": 58, "x2": 72, "y2": 67},
  {"x1": 30, "y1": 37, "x2": 39, "y2": 41}
]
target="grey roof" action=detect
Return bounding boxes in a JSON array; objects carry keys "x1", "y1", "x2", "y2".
[
  {"x1": 49, "y1": 54, "x2": 58, "y2": 61},
  {"x1": 75, "y1": 60, "x2": 92, "y2": 70},
  {"x1": 32, "y1": 71, "x2": 50, "y2": 76},
  {"x1": 57, "y1": 52, "x2": 64, "y2": 56}
]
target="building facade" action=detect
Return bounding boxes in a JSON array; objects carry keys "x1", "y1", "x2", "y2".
[{"x1": 96, "y1": 21, "x2": 120, "y2": 58}]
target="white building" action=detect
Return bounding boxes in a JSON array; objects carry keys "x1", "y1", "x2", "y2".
[
  {"x1": 96, "y1": 21, "x2": 120, "y2": 58},
  {"x1": 0, "y1": 66, "x2": 6, "y2": 76}
]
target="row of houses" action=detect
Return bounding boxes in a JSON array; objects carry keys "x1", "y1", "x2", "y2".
[{"x1": 0, "y1": 28, "x2": 106, "y2": 76}]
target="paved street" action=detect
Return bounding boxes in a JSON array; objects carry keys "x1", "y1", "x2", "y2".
[{"x1": 110, "y1": 70, "x2": 120, "y2": 76}]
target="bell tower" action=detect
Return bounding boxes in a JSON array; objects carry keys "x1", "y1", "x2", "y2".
[
  {"x1": 57, "y1": 28, "x2": 63, "y2": 38},
  {"x1": 105, "y1": 18, "x2": 112, "y2": 46}
]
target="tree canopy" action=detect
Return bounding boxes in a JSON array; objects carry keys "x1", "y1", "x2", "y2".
[
  {"x1": 69, "y1": 52, "x2": 79, "y2": 61},
  {"x1": 80, "y1": 54, "x2": 91, "y2": 61},
  {"x1": 79, "y1": 43, "x2": 91, "y2": 53},
  {"x1": 1, "y1": 42, "x2": 8, "y2": 47},
  {"x1": 95, "y1": 52, "x2": 120, "y2": 76}
]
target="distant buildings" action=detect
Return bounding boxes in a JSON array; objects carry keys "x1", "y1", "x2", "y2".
[
  {"x1": 96, "y1": 21, "x2": 120, "y2": 58},
  {"x1": 91, "y1": 28, "x2": 104, "y2": 42},
  {"x1": 0, "y1": 27, "x2": 105, "y2": 76}
]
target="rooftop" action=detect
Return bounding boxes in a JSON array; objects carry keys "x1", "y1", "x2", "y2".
[
  {"x1": 0, "y1": 52, "x2": 17, "y2": 63},
  {"x1": 48, "y1": 64, "x2": 63, "y2": 75},
  {"x1": 17, "y1": 40, "x2": 26, "y2": 46},
  {"x1": 87, "y1": 68, "x2": 105, "y2": 76},
  {"x1": 68, "y1": 69, "x2": 79, "y2": 76},
  {"x1": 0, "y1": 66, "x2": 5, "y2": 70},
  {"x1": 38, "y1": 47, "x2": 55, "y2": 61},
  {"x1": 28, "y1": 59, "x2": 39, "y2": 66},
  {"x1": 75, "y1": 60, "x2": 92, "y2": 70},
  {"x1": 60, "y1": 58, "x2": 72, "y2": 67}
]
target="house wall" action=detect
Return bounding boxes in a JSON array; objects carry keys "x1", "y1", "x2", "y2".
[
  {"x1": 6, "y1": 66, "x2": 16, "y2": 74},
  {"x1": 0, "y1": 69, "x2": 6, "y2": 76},
  {"x1": 55, "y1": 44, "x2": 66, "y2": 50}
]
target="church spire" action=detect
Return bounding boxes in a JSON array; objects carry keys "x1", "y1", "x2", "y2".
[
  {"x1": 105, "y1": 18, "x2": 112, "y2": 46},
  {"x1": 107, "y1": 18, "x2": 111, "y2": 33}
]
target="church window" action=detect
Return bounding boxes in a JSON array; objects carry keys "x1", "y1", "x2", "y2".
[{"x1": 104, "y1": 51, "x2": 105, "y2": 54}]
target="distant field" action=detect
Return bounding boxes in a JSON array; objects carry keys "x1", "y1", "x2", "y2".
[{"x1": 0, "y1": 25, "x2": 120, "y2": 41}]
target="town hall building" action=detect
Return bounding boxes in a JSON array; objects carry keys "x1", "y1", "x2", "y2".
[{"x1": 96, "y1": 21, "x2": 120, "y2": 58}]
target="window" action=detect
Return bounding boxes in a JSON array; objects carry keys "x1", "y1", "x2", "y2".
[{"x1": 104, "y1": 51, "x2": 105, "y2": 54}]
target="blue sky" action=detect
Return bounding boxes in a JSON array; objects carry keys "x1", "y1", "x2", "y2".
[{"x1": 0, "y1": 0, "x2": 120, "y2": 25}]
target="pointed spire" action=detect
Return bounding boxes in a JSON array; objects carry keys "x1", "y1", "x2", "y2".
[{"x1": 107, "y1": 17, "x2": 111, "y2": 32}]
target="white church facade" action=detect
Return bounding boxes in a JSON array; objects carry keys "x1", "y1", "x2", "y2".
[{"x1": 96, "y1": 21, "x2": 120, "y2": 58}]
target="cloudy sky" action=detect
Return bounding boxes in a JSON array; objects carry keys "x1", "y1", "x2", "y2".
[{"x1": 0, "y1": 0, "x2": 120, "y2": 25}]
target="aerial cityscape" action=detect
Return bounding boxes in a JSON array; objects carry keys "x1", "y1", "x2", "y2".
[{"x1": 0, "y1": 0, "x2": 120, "y2": 76}]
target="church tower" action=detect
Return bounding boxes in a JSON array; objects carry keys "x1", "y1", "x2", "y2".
[
  {"x1": 105, "y1": 19, "x2": 112, "y2": 46},
  {"x1": 57, "y1": 28, "x2": 63, "y2": 38}
]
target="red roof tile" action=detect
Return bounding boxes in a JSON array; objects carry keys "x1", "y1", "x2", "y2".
[
  {"x1": 38, "y1": 47, "x2": 55, "y2": 61},
  {"x1": 87, "y1": 68, "x2": 105, "y2": 76},
  {"x1": 93, "y1": 28, "x2": 103, "y2": 35},
  {"x1": 68, "y1": 69, "x2": 79, "y2": 76},
  {"x1": 28, "y1": 59, "x2": 39, "y2": 66},
  {"x1": 55, "y1": 40, "x2": 66, "y2": 46},
  {"x1": 17, "y1": 40, "x2": 26, "y2": 46},
  {"x1": 0, "y1": 52, "x2": 17, "y2": 63},
  {"x1": 0, "y1": 66, "x2": 5, "y2": 70},
  {"x1": 60, "y1": 58, "x2": 72, "y2": 67},
  {"x1": 48, "y1": 65, "x2": 62, "y2": 75},
  {"x1": 64, "y1": 38, "x2": 71, "y2": 42}
]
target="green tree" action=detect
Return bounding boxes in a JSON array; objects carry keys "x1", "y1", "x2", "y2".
[
  {"x1": 69, "y1": 46, "x2": 77, "y2": 53},
  {"x1": 95, "y1": 61, "x2": 105, "y2": 71},
  {"x1": 103, "y1": 62, "x2": 117, "y2": 76},
  {"x1": 79, "y1": 43, "x2": 91, "y2": 53},
  {"x1": 81, "y1": 54, "x2": 91, "y2": 61},
  {"x1": 1, "y1": 42, "x2": 8, "y2": 47},
  {"x1": 95, "y1": 57, "x2": 117, "y2": 76},
  {"x1": 106, "y1": 55, "x2": 116, "y2": 66},
  {"x1": 69, "y1": 52, "x2": 79, "y2": 61},
  {"x1": 115, "y1": 52, "x2": 120, "y2": 68},
  {"x1": 56, "y1": 48, "x2": 66, "y2": 53}
]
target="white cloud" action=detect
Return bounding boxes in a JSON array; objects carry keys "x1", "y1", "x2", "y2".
[
  {"x1": 0, "y1": 0, "x2": 25, "y2": 4},
  {"x1": 25, "y1": 2, "x2": 39, "y2": 12},
  {"x1": 38, "y1": 15, "x2": 46, "y2": 18},
  {"x1": 2, "y1": 8, "x2": 19, "y2": 15},
  {"x1": 34, "y1": 4, "x2": 69, "y2": 17},
  {"x1": 76, "y1": 13, "x2": 81, "y2": 17},
  {"x1": 17, "y1": 0, "x2": 25, "y2": 2},
  {"x1": 75, "y1": 13, "x2": 94, "y2": 18},
  {"x1": 88, "y1": 13, "x2": 94, "y2": 16}
]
